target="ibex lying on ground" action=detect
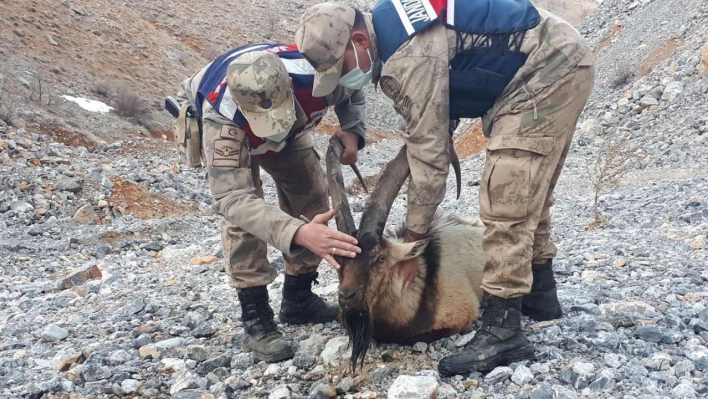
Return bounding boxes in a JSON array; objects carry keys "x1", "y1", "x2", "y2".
[{"x1": 325, "y1": 136, "x2": 486, "y2": 372}]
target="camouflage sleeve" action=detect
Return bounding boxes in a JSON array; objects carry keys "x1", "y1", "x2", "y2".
[
  {"x1": 378, "y1": 27, "x2": 451, "y2": 235},
  {"x1": 202, "y1": 116, "x2": 307, "y2": 257},
  {"x1": 330, "y1": 87, "x2": 367, "y2": 149},
  {"x1": 175, "y1": 77, "x2": 194, "y2": 107}
]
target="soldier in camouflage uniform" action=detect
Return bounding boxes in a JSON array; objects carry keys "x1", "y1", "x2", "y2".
[
  {"x1": 173, "y1": 45, "x2": 366, "y2": 363},
  {"x1": 295, "y1": 1, "x2": 595, "y2": 374}
]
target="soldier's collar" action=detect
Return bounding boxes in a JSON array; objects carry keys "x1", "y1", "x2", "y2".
[{"x1": 363, "y1": 12, "x2": 383, "y2": 86}]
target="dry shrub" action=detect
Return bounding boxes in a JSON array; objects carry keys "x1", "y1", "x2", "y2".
[
  {"x1": 610, "y1": 64, "x2": 635, "y2": 89},
  {"x1": 264, "y1": 13, "x2": 281, "y2": 40},
  {"x1": 92, "y1": 81, "x2": 113, "y2": 98},
  {"x1": 28, "y1": 69, "x2": 56, "y2": 107},
  {"x1": 0, "y1": 68, "x2": 17, "y2": 124},
  {"x1": 585, "y1": 129, "x2": 641, "y2": 228},
  {"x1": 112, "y1": 85, "x2": 153, "y2": 127}
]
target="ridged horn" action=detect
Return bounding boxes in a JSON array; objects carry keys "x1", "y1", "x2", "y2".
[
  {"x1": 449, "y1": 135, "x2": 461, "y2": 200},
  {"x1": 357, "y1": 144, "x2": 410, "y2": 240},
  {"x1": 326, "y1": 135, "x2": 361, "y2": 236}
]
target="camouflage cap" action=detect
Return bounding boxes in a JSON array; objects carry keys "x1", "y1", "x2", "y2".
[
  {"x1": 226, "y1": 50, "x2": 296, "y2": 138},
  {"x1": 295, "y1": 2, "x2": 356, "y2": 97}
]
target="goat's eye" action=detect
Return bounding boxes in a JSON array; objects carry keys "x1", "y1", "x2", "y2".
[{"x1": 377, "y1": 255, "x2": 386, "y2": 263}]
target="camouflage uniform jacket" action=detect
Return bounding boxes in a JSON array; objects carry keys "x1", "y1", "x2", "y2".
[
  {"x1": 175, "y1": 49, "x2": 367, "y2": 256},
  {"x1": 368, "y1": 9, "x2": 595, "y2": 235}
]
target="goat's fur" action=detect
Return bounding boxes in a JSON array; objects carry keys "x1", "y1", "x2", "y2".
[
  {"x1": 339, "y1": 212, "x2": 486, "y2": 372},
  {"x1": 368, "y1": 212, "x2": 485, "y2": 344},
  {"x1": 326, "y1": 136, "x2": 483, "y2": 372}
]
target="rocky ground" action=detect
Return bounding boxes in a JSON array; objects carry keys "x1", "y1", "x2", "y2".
[{"x1": 2, "y1": 0, "x2": 708, "y2": 398}]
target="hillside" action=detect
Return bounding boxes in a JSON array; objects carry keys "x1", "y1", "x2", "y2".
[
  {"x1": 1, "y1": 0, "x2": 708, "y2": 399},
  {"x1": 0, "y1": 0, "x2": 597, "y2": 144}
]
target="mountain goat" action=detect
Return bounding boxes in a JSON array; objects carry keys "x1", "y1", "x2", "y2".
[{"x1": 325, "y1": 136, "x2": 486, "y2": 372}]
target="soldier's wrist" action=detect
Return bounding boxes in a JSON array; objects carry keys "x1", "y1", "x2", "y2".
[{"x1": 404, "y1": 228, "x2": 426, "y2": 243}]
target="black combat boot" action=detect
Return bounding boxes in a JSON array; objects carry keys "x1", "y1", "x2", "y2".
[
  {"x1": 238, "y1": 286, "x2": 294, "y2": 363},
  {"x1": 521, "y1": 260, "x2": 563, "y2": 321},
  {"x1": 279, "y1": 272, "x2": 341, "y2": 325},
  {"x1": 437, "y1": 292, "x2": 535, "y2": 376}
]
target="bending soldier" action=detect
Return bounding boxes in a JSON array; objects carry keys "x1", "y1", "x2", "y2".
[
  {"x1": 172, "y1": 43, "x2": 365, "y2": 363},
  {"x1": 295, "y1": 0, "x2": 595, "y2": 374}
]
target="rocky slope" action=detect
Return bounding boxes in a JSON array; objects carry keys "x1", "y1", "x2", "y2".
[{"x1": 2, "y1": 0, "x2": 708, "y2": 398}]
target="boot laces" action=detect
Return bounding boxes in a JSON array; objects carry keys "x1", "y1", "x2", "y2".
[
  {"x1": 469, "y1": 296, "x2": 507, "y2": 343},
  {"x1": 480, "y1": 296, "x2": 505, "y2": 327},
  {"x1": 253, "y1": 302, "x2": 277, "y2": 333}
]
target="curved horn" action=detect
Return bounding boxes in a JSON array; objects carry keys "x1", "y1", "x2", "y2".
[
  {"x1": 326, "y1": 135, "x2": 358, "y2": 236},
  {"x1": 449, "y1": 135, "x2": 461, "y2": 200},
  {"x1": 350, "y1": 164, "x2": 368, "y2": 194},
  {"x1": 357, "y1": 144, "x2": 410, "y2": 240}
]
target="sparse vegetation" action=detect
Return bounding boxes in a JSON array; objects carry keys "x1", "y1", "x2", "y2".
[
  {"x1": 264, "y1": 13, "x2": 281, "y2": 40},
  {"x1": 610, "y1": 63, "x2": 635, "y2": 88},
  {"x1": 92, "y1": 81, "x2": 114, "y2": 98},
  {"x1": 585, "y1": 129, "x2": 642, "y2": 228},
  {"x1": 0, "y1": 68, "x2": 18, "y2": 124},
  {"x1": 112, "y1": 85, "x2": 153, "y2": 128},
  {"x1": 29, "y1": 69, "x2": 55, "y2": 107}
]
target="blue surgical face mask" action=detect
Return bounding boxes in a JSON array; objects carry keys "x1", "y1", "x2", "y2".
[{"x1": 338, "y1": 41, "x2": 373, "y2": 90}]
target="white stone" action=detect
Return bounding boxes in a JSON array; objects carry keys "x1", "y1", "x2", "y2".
[
  {"x1": 41, "y1": 324, "x2": 69, "y2": 342},
  {"x1": 599, "y1": 301, "x2": 655, "y2": 316},
  {"x1": 661, "y1": 81, "x2": 683, "y2": 102},
  {"x1": 388, "y1": 375, "x2": 439, "y2": 399},
  {"x1": 485, "y1": 366, "x2": 514, "y2": 383},
  {"x1": 121, "y1": 379, "x2": 142, "y2": 394},
  {"x1": 264, "y1": 363, "x2": 280, "y2": 376},
  {"x1": 572, "y1": 362, "x2": 596, "y2": 376},
  {"x1": 320, "y1": 336, "x2": 352, "y2": 366},
  {"x1": 109, "y1": 349, "x2": 131, "y2": 365},
  {"x1": 268, "y1": 385, "x2": 291, "y2": 399},
  {"x1": 530, "y1": 362, "x2": 550, "y2": 374},
  {"x1": 160, "y1": 358, "x2": 186, "y2": 372},
  {"x1": 454, "y1": 331, "x2": 476, "y2": 347},
  {"x1": 511, "y1": 365, "x2": 534, "y2": 385},
  {"x1": 10, "y1": 201, "x2": 34, "y2": 213},
  {"x1": 169, "y1": 368, "x2": 201, "y2": 395},
  {"x1": 581, "y1": 271, "x2": 599, "y2": 281},
  {"x1": 154, "y1": 337, "x2": 185, "y2": 351},
  {"x1": 640, "y1": 96, "x2": 659, "y2": 107}
]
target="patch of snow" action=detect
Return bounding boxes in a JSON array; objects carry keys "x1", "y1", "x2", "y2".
[{"x1": 62, "y1": 95, "x2": 114, "y2": 114}]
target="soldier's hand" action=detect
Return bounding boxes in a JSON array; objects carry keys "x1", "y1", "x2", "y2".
[
  {"x1": 293, "y1": 209, "x2": 361, "y2": 269},
  {"x1": 335, "y1": 130, "x2": 359, "y2": 165}
]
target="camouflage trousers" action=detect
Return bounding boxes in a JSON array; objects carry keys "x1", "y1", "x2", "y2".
[
  {"x1": 479, "y1": 63, "x2": 596, "y2": 299},
  {"x1": 205, "y1": 126, "x2": 330, "y2": 290}
]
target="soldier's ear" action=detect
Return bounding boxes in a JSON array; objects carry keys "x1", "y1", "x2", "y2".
[{"x1": 351, "y1": 31, "x2": 371, "y2": 50}]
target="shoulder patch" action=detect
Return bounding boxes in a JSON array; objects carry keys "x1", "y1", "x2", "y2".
[
  {"x1": 220, "y1": 127, "x2": 246, "y2": 140},
  {"x1": 393, "y1": 95, "x2": 413, "y2": 122},
  {"x1": 212, "y1": 139, "x2": 242, "y2": 168},
  {"x1": 379, "y1": 76, "x2": 401, "y2": 99}
]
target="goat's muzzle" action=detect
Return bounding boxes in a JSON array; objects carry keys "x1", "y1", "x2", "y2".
[{"x1": 338, "y1": 288, "x2": 363, "y2": 312}]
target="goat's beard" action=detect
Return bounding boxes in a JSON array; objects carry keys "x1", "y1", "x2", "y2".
[{"x1": 343, "y1": 306, "x2": 372, "y2": 374}]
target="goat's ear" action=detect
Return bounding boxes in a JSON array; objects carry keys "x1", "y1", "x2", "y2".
[{"x1": 391, "y1": 238, "x2": 430, "y2": 263}]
